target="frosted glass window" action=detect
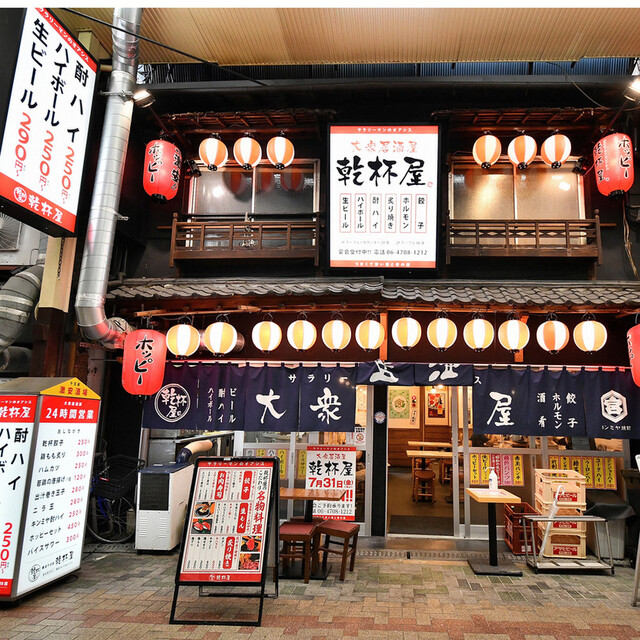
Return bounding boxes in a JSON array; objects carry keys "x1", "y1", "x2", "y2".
[
  {"x1": 515, "y1": 165, "x2": 581, "y2": 220},
  {"x1": 254, "y1": 167, "x2": 315, "y2": 213},
  {"x1": 188, "y1": 169, "x2": 252, "y2": 215},
  {"x1": 451, "y1": 165, "x2": 514, "y2": 220}
]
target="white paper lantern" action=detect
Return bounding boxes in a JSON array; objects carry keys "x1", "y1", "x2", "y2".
[
  {"x1": 166, "y1": 324, "x2": 200, "y2": 357},
  {"x1": 252, "y1": 320, "x2": 282, "y2": 352},
  {"x1": 203, "y1": 321, "x2": 238, "y2": 355},
  {"x1": 573, "y1": 319, "x2": 607, "y2": 353},
  {"x1": 426, "y1": 317, "x2": 457, "y2": 351},
  {"x1": 322, "y1": 319, "x2": 351, "y2": 351},
  {"x1": 287, "y1": 319, "x2": 317, "y2": 351},
  {"x1": 463, "y1": 318, "x2": 494, "y2": 351},
  {"x1": 391, "y1": 316, "x2": 422, "y2": 350},
  {"x1": 497, "y1": 319, "x2": 530, "y2": 353},
  {"x1": 536, "y1": 319, "x2": 569, "y2": 354},
  {"x1": 355, "y1": 319, "x2": 385, "y2": 351}
]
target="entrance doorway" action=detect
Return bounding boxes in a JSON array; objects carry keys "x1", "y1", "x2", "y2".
[{"x1": 386, "y1": 385, "x2": 462, "y2": 536}]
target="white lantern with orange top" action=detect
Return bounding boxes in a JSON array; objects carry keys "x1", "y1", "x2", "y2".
[
  {"x1": 540, "y1": 133, "x2": 571, "y2": 169},
  {"x1": 233, "y1": 135, "x2": 262, "y2": 170},
  {"x1": 508, "y1": 134, "x2": 537, "y2": 169},
  {"x1": 473, "y1": 133, "x2": 502, "y2": 169},
  {"x1": 355, "y1": 318, "x2": 385, "y2": 351},
  {"x1": 426, "y1": 315, "x2": 457, "y2": 351},
  {"x1": 267, "y1": 134, "x2": 295, "y2": 169},
  {"x1": 322, "y1": 318, "x2": 351, "y2": 351}
]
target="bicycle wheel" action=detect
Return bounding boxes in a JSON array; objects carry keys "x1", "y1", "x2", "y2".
[{"x1": 86, "y1": 495, "x2": 135, "y2": 543}]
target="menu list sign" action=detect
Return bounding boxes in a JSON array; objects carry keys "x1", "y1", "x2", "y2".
[
  {"x1": 0, "y1": 8, "x2": 97, "y2": 236},
  {"x1": 178, "y1": 459, "x2": 274, "y2": 584},
  {"x1": 329, "y1": 125, "x2": 439, "y2": 269}
]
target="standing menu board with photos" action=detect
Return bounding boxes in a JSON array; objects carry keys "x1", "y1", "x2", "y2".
[{"x1": 171, "y1": 457, "x2": 279, "y2": 626}]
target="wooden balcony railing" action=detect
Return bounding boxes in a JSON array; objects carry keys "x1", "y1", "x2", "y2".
[
  {"x1": 446, "y1": 217, "x2": 601, "y2": 265},
  {"x1": 170, "y1": 213, "x2": 320, "y2": 266}
]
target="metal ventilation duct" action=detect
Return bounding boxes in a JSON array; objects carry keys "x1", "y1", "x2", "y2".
[{"x1": 74, "y1": 8, "x2": 141, "y2": 348}]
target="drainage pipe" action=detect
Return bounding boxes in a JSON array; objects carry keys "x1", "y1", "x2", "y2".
[{"x1": 74, "y1": 8, "x2": 142, "y2": 348}]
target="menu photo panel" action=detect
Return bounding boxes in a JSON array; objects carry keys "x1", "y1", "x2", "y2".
[{"x1": 329, "y1": 125, "x2": 439, "y2": 269}]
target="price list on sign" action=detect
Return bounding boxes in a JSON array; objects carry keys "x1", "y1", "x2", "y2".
[
  {"x1": 0, "y1": 377, "x2": 100, "y2": 602},
  {"x1": 16, "y1": 394, "x2": 98, "y2": 596},
  {"x1": 179, "y1": 459, "x2": 274, "y2": 584}
]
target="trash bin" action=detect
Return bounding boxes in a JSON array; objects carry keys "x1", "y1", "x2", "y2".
[
  {"x1": 622, "y1": 470, "x2": 640, "y2": 564},
  {"x1": 584, "y1": 488, "x2": 635, "y2": 561}
]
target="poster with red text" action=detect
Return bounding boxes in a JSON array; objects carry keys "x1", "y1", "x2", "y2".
[
  {"x1": 306, "y1": 445, "x2": 356, "y2": 520},
  {"x1": 178, "y1": 459, "x2": 274, "y2": 584}
]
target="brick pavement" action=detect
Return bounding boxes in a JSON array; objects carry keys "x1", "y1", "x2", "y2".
[{"x1": 1, "y1": 546, "x2": 640, "y2": 640}]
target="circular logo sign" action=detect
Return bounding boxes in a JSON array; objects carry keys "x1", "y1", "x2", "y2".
[
  {"x1": 28, "y1": 564, "x2": 41, "y2": 583},
  {"x1": 14, "y1": 187, "x2": 27, "y2": 203},
  {"x1": 154, "y1": 383, "x2": 191, "y2": 423},
  {"x1": 374, "y1": 411, "x2": 386, "y2": 424}
]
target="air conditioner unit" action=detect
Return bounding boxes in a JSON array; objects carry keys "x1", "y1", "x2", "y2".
[
  {"x1": 135, "y1": 462, "x2": 194, "y2": 551},
  {"x1": 0, "y1": 214, "x2": 41, "y2": 267}
]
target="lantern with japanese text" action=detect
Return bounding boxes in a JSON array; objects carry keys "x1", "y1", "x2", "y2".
[
  {"x1": 463, "y1": 317, "x2": 494, "y2": 352},
  {"x1": 203, "y1": 321, "x2": 238, "y2": 355},
  {"x1": 198, "y1": 136, "x2": 228, "y2": 171},
  {"x1": 233, "y1": 134, "x2": 262, "y2": 170},
  {"x1": 142, "y1": 139, "x2": 181, "y2": 201},
  {"x1": 573, "y1": 317, "x2": 607, "y2": 353},
  {"x1": 541, "y1": 133, "x2": 572, "y2": 169},
  {"x1": 122, "y1": 329, "x2": 167, "y2": 395},
  {"x1": 391, "y1": 315, "x2": 422, "y2": 350},
  {"x1": 497, "y1": 318, "x2": 530, "y2": 353},
  {"x1": 593, "y1": 133, "x2": 634, "y2": 198},
  {"x1": 252, "y1": 319, "x2": 282, "y2": 352},
  {"x1": 627, "y1": 324, "x2": 640, "y2": 387},
  {"x1": 472, "y1": 134, "x2": 502, "y2": 169},
  {"x1": 287, "y1": 318, "x2": 317, "y2": 351},
  {"x1": 166, "y1": 323, "x2": 200, "y2": 357},
  {"x1": 266, "y1": 133, "x2": 295, "y2": 169},
  {"x1": 355, "y1": 318, "x2": 385, "y2": 351},
  {"x1": 508, "y1": 134, "x2": 537, "y2": 169},
  {"x1": 281, "y1": 169, "x2": 305, "y2": 192},
  {"x1": 322, "y1": 318, "x2": 351, "y2": 351},
  {"x1": 536, "y1": 317, "x2": 569, "y2": 354},
  {"x1": 426, "y1": 315, "x2": 457, "y2": 351}
]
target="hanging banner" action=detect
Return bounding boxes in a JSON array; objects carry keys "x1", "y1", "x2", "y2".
[
  {"x1": 305, "y1": 445, "x2": 356, "y2": 520},
  {"x1": 583, "y1": 369, "x2": 640, "y2": 438},
  {"x1": 244, "y1": 365, "x2": 300, "y2": 432},
  {"x1": 300, "y1": 366, "x2": 356, "y2": 432},
  {"x1": 355, "y1": 361, "x2": 414, "y2": 385},
  {"x1": 197, "y1": 364, "x2": 246, "y2": 430},
  {"x1": 472, "y1": 367, "x2": 531, "y2": 435},
  {"x1": 415, "y1": 363, "x2": 474, "y2": 386},
  {"x1": 529, "y1": 369, "x2": 586, "y2": 437},
  {"x1": 142, "y1": 363, "x2": 199, "y2": 430}
]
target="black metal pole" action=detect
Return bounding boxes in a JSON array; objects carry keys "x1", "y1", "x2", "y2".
[{"x1": 488, "y1": 503, "x2": 498, "y2": 566}]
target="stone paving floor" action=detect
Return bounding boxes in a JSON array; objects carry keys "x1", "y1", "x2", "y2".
[{"x1": 2, "y1": 543, "x2": 640, "y2": 640}]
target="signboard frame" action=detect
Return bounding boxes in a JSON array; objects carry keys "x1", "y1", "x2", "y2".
[
  {"x1": 0, "y1": 377, "x2": 100, "y2": 602},
  {"x1": 327, "y1": 123, "x2": 441, "y2": 272},
  {"x1": 170, "y1": 456, "x2": 279, "y2": 627},
  {"x1": 0, "y1": 8, "x2": 99, "y2": 237}
]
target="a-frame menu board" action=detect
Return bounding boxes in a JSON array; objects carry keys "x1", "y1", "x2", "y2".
[{"x1": 170, "y1": 457, "x2": 279, "y2": 626}]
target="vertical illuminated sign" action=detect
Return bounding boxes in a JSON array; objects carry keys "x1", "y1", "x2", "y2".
[
  {"x1": 0, "y1": 8, "x2": 97, "y2": 236},
  {"x1": 329, "y1": 125, "x2": 439, "y2": 269}
]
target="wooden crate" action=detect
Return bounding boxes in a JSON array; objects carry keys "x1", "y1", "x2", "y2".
[
  {"x1": 535, "y1": 469, "x2": 586, "y2": 506},
  {"x1": 536, "y1": 531, "x2": 587, "y2": 559},
  {"x1": 504, "y1": 503, "x2": 538, "y2": 555},
  {"x1": 534, "y1": 497, "x2": 586, "y2": 534}
]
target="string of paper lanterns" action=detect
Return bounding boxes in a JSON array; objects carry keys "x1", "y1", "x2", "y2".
[
  {"x1": 160, "y1": 313, "x2": 608, "y2": 357},
  {"x1": 473, "y1": 132, "x2": 571, "y2": 170},
  {"x1": 198, "y1": 131, "x2": 295, "y2": 172}
]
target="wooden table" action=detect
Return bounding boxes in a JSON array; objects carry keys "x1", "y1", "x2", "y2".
[
  {"x1": 466, "y1": 487, "x2": 522, "y2": 576},
  {"x1": 280, "y1": 487, "x2": 346, "y2": 522}
]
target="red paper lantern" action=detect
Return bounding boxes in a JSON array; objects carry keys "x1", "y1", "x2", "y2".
[
  {"x1": 541, "y1": 133, "x2": 572, "y2": 169},
  {"x1": 122, "y1": 329, "x2": 167, "y2": 395},
  {"x1": 281, "y1": 169, "x2": 305, "y2": 192},
  {"x1": 266, "y1": 134, "x2": 295, "y2": 169},
  {"x1": 508, "y1": 134, "x2": 537, "y2": 169},
  {"x1": 593, "y1": 133, "x2": 634, "y2": 198},
  {"x1": 199, "y1": 136, "x2": 228, "y2": 171},
  {"x1": 472, "y1": 134, "x2": 502, "y2": 169},
  {"x1": 233, "y1": 135, "x2": 262, "y2": 170},
  {"x1": 628, "y1": 324, "x2": 640, "y2": 387},
  {"x1": 143, "y1": 140, "x2": 181, "y2": 201}
]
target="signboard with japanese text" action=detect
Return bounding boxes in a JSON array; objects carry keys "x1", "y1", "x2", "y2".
[
  {"x1": 468, "y1": 453, "x2": 524, "y2": 487},
  {"x1": 0, "y1": 377, "x2": 100, "y2": 601},
  {"x1": 142, "y1": 363, "x2": 198, "y2": 430},
  {"x1": 299, "y1": 366, "x2": 356, "y2": 432},
  {"x1": 176, "y1": 458, "x2": 276, "y2": 585},
  {"x1": 306, "y1": 445, "x2": 356, "y2": 520},
  {"x1": 0, "y1": 395, "x2": 37, "y2": 598},
  {"x1": 329, "y1": 125, "x2": 439, "y2": 269},
  {"x1": 548, "y1": 455, "x2": 617, "y2": 489},
  {"x1": 0, "y1": 8, "x2": 97, "y2": 236}
]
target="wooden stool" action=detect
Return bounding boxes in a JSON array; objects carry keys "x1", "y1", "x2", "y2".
[
  {"x1": 413, "y1": 469, "x2": 435, "y2": 502},
  {"x1": 316, "y1": 520, "x2": 360, "y2": 581},
  {"x1": 279, "y1": 521, "x2": 318, "y2": 583}
]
